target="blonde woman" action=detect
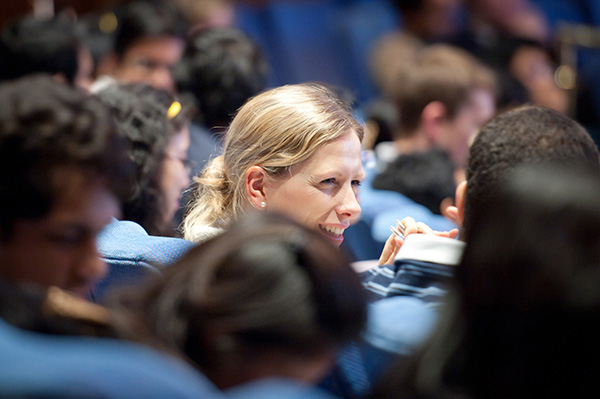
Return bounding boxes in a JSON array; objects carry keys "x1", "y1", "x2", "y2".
[{"x1": 182, "y1": 83, "x2": 449, "y2": 264}]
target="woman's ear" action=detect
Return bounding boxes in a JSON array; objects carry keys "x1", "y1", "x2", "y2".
[{"x1": 245, "y1": 166, "x2": 267, "y2": 209}]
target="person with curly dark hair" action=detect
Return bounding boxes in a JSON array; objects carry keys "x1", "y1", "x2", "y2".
[
  {"x1": 94, "y1": 82, "x2": 193, "y2": 237},
  {"x1": 0, "y1": 74, "x2": 132, "y2": 299}
]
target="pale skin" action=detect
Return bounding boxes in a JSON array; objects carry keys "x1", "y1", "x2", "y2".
[
  {"x1": 244, "y1": 129, "x2": 460, "y2": 266},
  {"x1": 378, "y1": 179, "x2": 465, "y2": 265}
]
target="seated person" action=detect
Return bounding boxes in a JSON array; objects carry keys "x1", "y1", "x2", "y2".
[
  {"x1": 362, "y1": 105, "x2": 600, "y2": 304},
  {"x1": 0, "y1": 75, "x2": 225, "y2": 399},
  {"x1": 0, "y1": 75, "x2": 132, "y2": 304},
  {"x1": 94, "y1": 82, "x2": 193, "y2": 237},
  {"x1": 372, "y1": 42, "x2": 497, "y2": 182},
  {"x1": 94, "y1": 0, "x2": 188, "y2": 93},
  {"x1": 0, "y1": 13, "x2": 94, "y2": 91},
  {"x1": 372, "y1": 148, "x2": 457, "y2": 216},
  {"x1": 373, "y1": 164, "x2": 600, "y2": 399},
  {"x1": 175, "y1": 26, "x2": 269, "y2": 176},
  {"x1": 109, "y1": 211, "x2": 367, "y2": 393}
]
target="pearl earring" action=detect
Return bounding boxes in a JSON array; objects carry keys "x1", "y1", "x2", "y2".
[{"x1": 260, "y1": 201, "x2": 266, "y2": 208}]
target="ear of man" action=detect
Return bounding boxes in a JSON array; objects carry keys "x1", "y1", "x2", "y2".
[
  {"x1": 444, "y1": 180, "x2": 466, "y2": 229},
  {"x1": 421, "y1": 101, "x2": 447, "y2": 144}
]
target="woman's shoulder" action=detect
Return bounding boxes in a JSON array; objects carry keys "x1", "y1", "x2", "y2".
[{"x1": 186, "y1": 224, "x2": 225, "y2": 244}]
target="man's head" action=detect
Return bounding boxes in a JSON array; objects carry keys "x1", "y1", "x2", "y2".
[
  {"x1": 393, "y1": 44, "x2": 497, "y2": 168},
  {"x1": 105, "y1": 0, "x2": 188, "y2": 93},
  {"x1": 0, "y1": 75, "x2": 133, "y2": 296},
  {"x1": 0, "y1": 14, "x2": 94, "y2": 91},
  {"x1": 457, "y1": 105, "x2": 600, "y2": 239},
  {"x1": 175, "y1": 27, "x2": 269, "y2": 130}
]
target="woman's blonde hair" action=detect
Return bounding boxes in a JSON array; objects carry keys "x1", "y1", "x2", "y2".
[{"x1": 182, "y1": 83, "x2": 363, "y2": 241}]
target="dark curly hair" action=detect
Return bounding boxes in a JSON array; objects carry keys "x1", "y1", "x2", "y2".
[
  {"x1": 463, "y1": 105, "x2": 600, "y2": 240},
  {"x1": 0, "y1": 74, "x2": 133, "y2": 237},
  {"x1": 94, "y1": 83, "x2": 192, "y2": 235}
]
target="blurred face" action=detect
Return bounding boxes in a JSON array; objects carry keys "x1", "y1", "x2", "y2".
[
  {"x1": 263, "y1": 130, "x2": 364, "y2": 246},
  {"x1": 438, "y1": 88, "x2": 495, "y2": 168},
  {"x1": 113, "y1": 36, "x2": 184, "y2": 93},
  {"x1": 73, "y1": 46, "x2": 95, "y2": 92},
  {"x1": 160, "y1": 126, "x2": 191, "y2": 228},
  {"x1": 0, "y1": 169, "x2": 119, "y2": 298}
]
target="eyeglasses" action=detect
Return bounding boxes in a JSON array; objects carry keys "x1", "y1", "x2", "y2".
[{"x1": 165, "y1": 153, "x2": 194, "y2": 174}]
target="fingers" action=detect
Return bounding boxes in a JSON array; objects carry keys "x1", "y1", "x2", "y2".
[
  {"x1": 398, "y1": 217, "x2": 460, "y2": 239},
  {"x1": 398, "y1": 217, "x2": 434, "y2": 236},
  {"x1": 378, "y1": 233, "x2": 403, "y2": 266}
]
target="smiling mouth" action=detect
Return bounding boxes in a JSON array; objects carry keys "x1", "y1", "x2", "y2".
[{"x1": 319, "y1": 224, "x2": 345, "y2": 238}]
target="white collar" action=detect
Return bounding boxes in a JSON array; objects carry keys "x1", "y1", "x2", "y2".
[{"x1": 395, "y1": 234, "x2": 465, "y2": 266}]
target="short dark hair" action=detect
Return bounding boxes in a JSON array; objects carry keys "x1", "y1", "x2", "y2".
[
  {"x1": 394, "y1": 44, "x2": 497, "y2": 135},
  {"x1": 372, "y1": 149, "x2": 456, "y2": 215},
  {"x1": 94, "y1": 83, "x2": 192, "y2": 235},
  {"x1": 113, "y1": 0, "x2": 188, "y2": 57},
  {"x1": 175, "y1": 27, "x2": 269, "y2": 130},
  {"x1": 372, "y1": 165, "x2": 600, "y2": 399},
  {"x1": 0, "y1": 15, "x2": 81, "y2": 83},
  {"x1": 0, "y1": 75, "x2": 132, "y2": 236},
  {"x1": 463, "y1": 105, "x2": 600, "y2": 239}
]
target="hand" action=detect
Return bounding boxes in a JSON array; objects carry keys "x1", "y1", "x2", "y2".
[
  {"x1": 377, "y1": 232, "x2": 403, "y2": 266},
  {"x1": 399, "y1": 216, "x2": 460, "y2": 239}
]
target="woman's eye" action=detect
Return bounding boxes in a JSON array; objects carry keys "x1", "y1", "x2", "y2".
[
  {"x1": 352, "y1": 180, "x2": 362, "y2": 187},
  {"x1": 321, "y1": 178, "x2": 336, "y2": 185}
]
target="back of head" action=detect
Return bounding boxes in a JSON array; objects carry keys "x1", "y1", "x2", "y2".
[
  {"x1": 113, "y1": 0, "x2": 188, "y2": 57},
  {"x1": 120, "y1": 211, "x2": 367, "y2": 384},
  {"x1": 394, "y1": 44, "x2": 497, "y2": 136},
  {"x1": 463, "y1": 105, "x2": 600, "y2": 239},
  {"x1": 453, "y1": 165, "x2": 600, "y2": 398},
  {"x1": 0, "y1": 75, "x2": 131, "y2": 236},
  {"x1": 94, "y1": 82, "x2": 191, "y2": 234},
  {"x1": 175, "y1": 27, "x2": 269, "y2": 130},
  {"x1": 182, "y1": 83, "x2": 364, "y2": 239},
  {"x1": 372, "y1": 149, "x2": 456, "y2": 215},
  {"x1": 377, "y1": 164, "x2": 600, "y2": 399},
  {"x1": 0, "y1": 14, "x2": 80, "y2": 84}
]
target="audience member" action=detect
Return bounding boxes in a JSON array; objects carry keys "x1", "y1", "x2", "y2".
[
  {"x1": 175, "y1": 26, "x2": 269, "y2": 176},
  {"x1": 372, "y1": 165, "x2": 600, "y2": 399},
  {"x1": 94, "y1": 83, "x2": 193, "y2": 237},
  {"x1": 372, "y1": 149, "x2": 456, "y2": 216},
  {"x1": 181, "y1": 83, "x2": 363, "y2": 243},
  {"x1": 95, "y1": 0, "x2": 188, "y2": 93},
  {"x1": 111, "y1": 211, "x2": 367, "y2": 392},
  {"x1": 353, "y1": 42, "x2": 496, "y2": 256},
  {"x1": 374, "y1": 43, "x2": 497, "y2": 179},
  {"x1": 182, "y1": 83, "x2": 448, "y2": 265},
  {"x1": 0, "y1": 75, "x2": 132, "y2": 316},
  {"x1": 449, "y1": 0, "x2": 567, "y2": 113},
  {"x1": 0, "y1": 14, "x2": 94, "y2": 90},
  {"x1": 363, "y1": 105, "x2": 600, "y2": 304}
]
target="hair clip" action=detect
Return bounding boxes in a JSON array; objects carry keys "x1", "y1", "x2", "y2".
[
  {"x1": 167, "y1": 101, "x2": 182, "y2": 120},
  {"x1": 98, "y1": 12, "x2": 118, "y2": 33}
]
